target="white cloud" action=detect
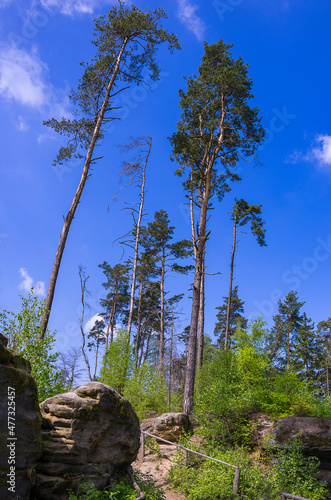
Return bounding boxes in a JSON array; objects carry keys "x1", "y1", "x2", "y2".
[
  {"x1": 34, "y1": 280, "x2": 46, "y2": 296},
  {"x1": 19, "y1": 268, "x2": 33, "y2": 292},
  {"x1": 40, "y1": 0, "x2": 116, "y2": 16},
  {"x1": 17, "y1": 115, "x2": 29, "y2": 131},
  {"x1": 0, "y1": 45, "x2": 71, "y2": 118},
  {"x1": 0, "y1": 46, "x2": 48, "y2": 108},
  {"x1": 19, "y1": 267, "x2": 46, "y2": 296},
  {"x1": 84, "y1": 313, "x2": 105, "y2": 333},
  {"x1": 309, "y1": 134, "x2": 331, "y2": 168},
  {"x1": 0, "y1": 0, "x2": 13, "y2": 8},
  {"x1": 177, "y1": 0, "x2": 206, "y2": 42}
]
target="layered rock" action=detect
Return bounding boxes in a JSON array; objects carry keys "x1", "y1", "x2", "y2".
[
  {"x1": 152, "y1": 412, "x2": 191, "y2": 442},
  {"x1": 251, "y1": 414, "x2": 331, "y2": 490},
  {"x1": 33, "y1": 382, "x2": 140, "y2": 499},
  {"x1": 0, "y1": 334, "x2": 43, "y2": 500}
]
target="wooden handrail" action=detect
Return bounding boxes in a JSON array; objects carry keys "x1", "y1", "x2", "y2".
[
  {"x1": 141, "y1": 430, "x2": 240, "y2": 493},
  {"x1": 280, "y1": 493, "x2": 312, "y2": 500}
]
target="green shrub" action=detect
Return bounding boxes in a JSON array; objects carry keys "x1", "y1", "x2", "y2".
[
  {"x1": 169, "y1": 438, "x2": 328, "y2": 500},
  {"x1": 68, "y1": 471, "x2": 166, "y2": 500},
  {"x1": 99, "y1": 329, "x2": 134, "y2": 394},
  {"x1": 124, "y1": 363, "x2": 168, "y2": 419},
  {"x1": 0, "y1": 292, "x2": 66, "y2": 401}
]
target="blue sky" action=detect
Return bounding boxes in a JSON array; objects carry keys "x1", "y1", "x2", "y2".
[{"x1": 0, "y1": 0, "x2": 330, "y2": 357}]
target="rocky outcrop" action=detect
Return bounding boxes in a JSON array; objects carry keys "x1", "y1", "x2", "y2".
[
  {"x1": 0, "y1": 334, "x2": 43, "y2": 500},
  {"x1": 251, "y1": 414, "x2": 331, "y2": 490},
  {"x1": 33, "y1": 382, "x2": 140, "y2": 499},
  {"x1": 152, "y1": 412, "x2": 191, "y2": 442}
]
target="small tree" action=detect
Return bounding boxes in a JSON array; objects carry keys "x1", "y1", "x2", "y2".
[
  {"x1": 0, "y1": 292, "x2": 65, "y2": 401},
  {"x1": 40, "y1": 4, "x2": 180, "y2": 337},
  {"x1": 316, "y1": 318, "x2": 331, "y2": 396},
  {"x1": 224, "y1": 198, "x2": 266, "y2": 348},
  {"x1": 98, "y1": 261, "x2": 130, "y2": 354},
  {"x1": 142, "y1": 209, "x2": 193, "y2": 370},
  {"x1": 268, "y1": 290, "x2": 305, "y2": 371},
  {"x1": 99, "y1": 329, "x2": 133, "y2": 394},
  {"x1": 214, "y1": 285, "x2": 247, "y2": 348}
]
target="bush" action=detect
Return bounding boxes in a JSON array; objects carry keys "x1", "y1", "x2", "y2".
[
  {"x1": 169, "y1": 438, "x2": 328, "y2": 500},
  {"x1": 0, "y1": 292, "x2": 65, "y2": 401},
  {"x1": 124, "y1": 363, "x2": 168, "y2": 419},
  {"x1": 195, "y1": 349, "x2": 256, "y2": 445},
  {"x1": 68, "y1": 471, "x2": 166, "y2": 500},
  {"x1": 99, "y1": 329, "x2": 134, "y2": 394}
]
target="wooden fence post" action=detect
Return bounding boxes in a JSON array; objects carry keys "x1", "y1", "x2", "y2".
[
  {"x1": 141, "y1": 433, "x2": 145, "y2": 462},
  {"x1": 233, "y1": 468, "x2": 240, "y2": 494}
]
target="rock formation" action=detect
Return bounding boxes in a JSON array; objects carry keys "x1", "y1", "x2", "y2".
[
  {"x1": 152, "y1": 412, "x2": 191, "y2": 442},
  {"x1": 0, "y1": 334, "x2": 43, "y2": 500},
  {"x1": 33, "y1": 382, "x2": 140, "y2": 499},
  {"x1": 251, "y1": 413, "x2": 331, "y2": 490}
]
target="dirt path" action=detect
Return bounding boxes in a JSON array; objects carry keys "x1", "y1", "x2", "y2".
[{"x1": 133, "y1": 441, "x2": 186, "y2": 500}]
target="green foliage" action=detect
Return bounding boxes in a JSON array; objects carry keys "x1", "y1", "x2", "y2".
[
  {"x1": 267, "y1": 439, "x2": 328, "y2": 500},
  {"x1": 99, "y1": 329, "x2": 134, "y2": 394},
  {"x1": 214, "y1": 286, "x2": 247, "y2": 348},
  {"x1": 0, "y1": 292, "x2": 65, "y2": 401},
  {"x1": 195, "y1": 348, "x2": 255, "y2": 444},
  {"x1": 124, "y1": 362, "x2": 168, "y2": 419},
  {"x1": 45, "y1": 3, "x2": 180, "y2": 166},
  {"x1": 170, "y1": 439, "x2": 327, "y2": 500},
  {"x1": 68, "y1": 471, "x2": 166, "y2": 500}
]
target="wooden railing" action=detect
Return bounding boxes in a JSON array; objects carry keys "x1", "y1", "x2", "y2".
[
  {"x1": 280, "y1": 493, "x2": 312, "y2": 500},
  {"x1": 140, "y1": 430, "x2": 240, "y2": 494}
]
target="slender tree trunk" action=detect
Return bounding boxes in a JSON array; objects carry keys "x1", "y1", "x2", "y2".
[
  {"x1": 93, "y1": 336, "x2": 100, "y2": 380},
  {"x1": 159, "y1": 247, "x2": 165, "y2": 371},
  {"x1": 197, "y1": 257, "x2": 205, "y2": 369},
  {"x1": 40, "y1": 38, "x2": 129, "y2": 339},
  {"x1": 105, "y1": 298, "x2": 115, "y2": 356},
  {"x1": 168, "y1": 316, "x2": 174, "y2": 408},
  {"x1": 110, "y1": 302, "x2": 117, "y2": 344},
  {"x1": 79, "y1": 268, "x2": 92, "y2": 381},
  {"x1": 183, "y1": 189, "x2": 210, "y2": 414},
  {"x1": 143, "y1": 329, "x2": 152, "y2": 365},
  {"x1": 126, "y1": 138, "x2": 151, "y2": 343},
  {"x1": 326, "y1": 356, "x2": 330, "y2": 397},
  {"x1": 134, "y1": 282, "x2": 143, "y2": 369},
  {"x1": 225, "y1": 217, "x2": 237, "y2": 349}
]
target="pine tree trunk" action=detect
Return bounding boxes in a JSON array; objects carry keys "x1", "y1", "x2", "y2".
[
  {"x1": 225, "y1": 217, "x2": 237, "y2": 349},
  {"x1": 126, "y1": 139, "x2": 151, "y2": 343},
  {"x1": 183, "y1": 191, "x2": 209, "y2": 414},
  {"x1": 197, "y1": 258, "x2": 205, "y2": 369},
  {"x1": 134, "y1": 282, "x2": 143, "y2": 369},
  {"x1": 159, "y1": 247, "x2": 165, "y2": 371},
  {"x1": 40, "y1": 38, "x2": 129, "y2": 339},
  {"x1": 182, "y1": 98, "x2": 225, "y2": 415},
  {"x1": 168, "y1": 317, "x2": 174, "y2": 407}
]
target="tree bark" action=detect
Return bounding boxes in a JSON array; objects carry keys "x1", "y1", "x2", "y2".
[
  {"x1": 225, "y1": 216, "x2": 237, "y2": 349},
  {"x1": 40, "y1": 37, "x2": 129, "y2": 339},
  {"x1": 126, "y1": 138, "x2": 151, "y2": 344},
  {"x1": 79, "y1": 269, "x2": 92, "y2": 381},
  {"x1": 159, "y1": 246, "x2": 165, "y2": 371},
  {"x1": 134, "y1": 282, "x2": 143, "y2": 369},
  {"x1": 197, "y1": 258, "x2": 205, "y2": 369}
]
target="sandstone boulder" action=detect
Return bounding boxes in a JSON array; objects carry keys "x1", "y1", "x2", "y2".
[
  {"x1": 152, "y1": 412, "x2": 191, "y2": 442},
  {"x1": 0, "y1": 335, "x2": 43, "y2": 500},
  {"x1": 33, "y1": 382, "x2": 140, "y2": 499},
  {"x1": 257, "y1": 415, "x2": 331, "y2": 490}
]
